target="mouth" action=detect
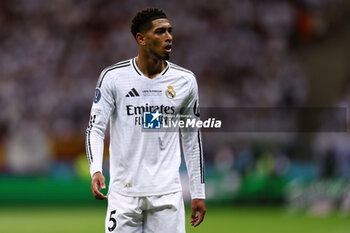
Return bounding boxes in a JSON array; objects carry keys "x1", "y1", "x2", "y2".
[{"x1": 164, "y1": 44, "x2": 172, "y2": 53}]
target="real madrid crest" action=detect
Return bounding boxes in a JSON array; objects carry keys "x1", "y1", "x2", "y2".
[{"x1": 166, "y1": 85, "x2": 176, "y2": 99}]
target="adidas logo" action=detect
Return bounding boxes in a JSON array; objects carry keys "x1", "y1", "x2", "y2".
[{"x1": 125, "y1": 88, "x2": 140, "y2": 97}]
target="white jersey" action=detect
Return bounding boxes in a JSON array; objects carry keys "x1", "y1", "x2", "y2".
[{"x1": 86, "y1": 58, "x2": 205, "y2": 199}]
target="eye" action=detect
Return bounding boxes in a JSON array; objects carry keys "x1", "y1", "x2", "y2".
[{"x1": 155, "y1": 28, "x2": 166, "y2": 34}]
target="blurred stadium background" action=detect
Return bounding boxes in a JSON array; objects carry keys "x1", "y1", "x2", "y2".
[{"x1": 1, "y1": 0, "x2": 350, "y2": 232}]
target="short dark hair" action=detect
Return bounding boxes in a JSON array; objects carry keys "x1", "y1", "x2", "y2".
[{"x1": 131, "y1": 8, "x2": 167, "y2": 38}]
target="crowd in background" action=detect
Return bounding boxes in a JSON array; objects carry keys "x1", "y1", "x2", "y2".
[{"x1": 0, "y1": 0, "x2": 348, "y2": 207}]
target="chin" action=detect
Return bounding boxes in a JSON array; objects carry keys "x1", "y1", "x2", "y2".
[
  {"x1": 151, "y1": 50, "x2": 170, "y2": 60},
  {"x1": 161, "y1": 52, "x2": 170, "y2": 60},
  {"x1": 156, "y1": 54, "x2": 170, "y2": 61}
]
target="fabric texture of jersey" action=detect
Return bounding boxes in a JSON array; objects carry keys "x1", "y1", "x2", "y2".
[{"x1": 86, "y1": 58, "x2": 205, "y2": 199}]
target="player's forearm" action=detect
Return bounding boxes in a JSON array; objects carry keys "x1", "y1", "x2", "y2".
[
  {"x1": 86, "y1": 129, "x2": 105, "y2": 177},
  {"x1": 182, "y1": 130, "x2": 206, "y2": 199},
  {"x1": 186, "y1": 155, "x2": 206, "y2": 199}
]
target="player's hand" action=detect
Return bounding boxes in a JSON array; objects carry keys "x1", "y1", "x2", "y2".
[
  {"x1": 91, "y1": 172, "x2": 108, "y2": 200},
  {"x1": 191, "y1": 199, "x2": 206, "y2": 227}
]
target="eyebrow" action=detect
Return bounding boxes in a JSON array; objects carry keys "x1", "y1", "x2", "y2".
[{"x1": 154, "y1": 26, "x2": 173, "y2": 31}]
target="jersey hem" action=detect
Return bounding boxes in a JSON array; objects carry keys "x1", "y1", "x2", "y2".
[{"x1": 111, "y1": 187, "x2": 183, "y2": 197}]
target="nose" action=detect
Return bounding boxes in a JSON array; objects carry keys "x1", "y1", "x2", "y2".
[{"x1": 166, "y1": 31, "x2": 172, "y2": 42}]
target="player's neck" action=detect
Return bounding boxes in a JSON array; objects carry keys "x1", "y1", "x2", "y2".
[{"x1": 135, "y1": 54, "x2": 166, "y2": 79}]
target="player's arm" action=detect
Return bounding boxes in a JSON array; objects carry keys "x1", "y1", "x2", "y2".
[
  {"x1": 86, "y1": 71, "x2": 116, "y2": 200},
  {"x1": 180, "y1": 76, "x2": 206, "y2": 227}
]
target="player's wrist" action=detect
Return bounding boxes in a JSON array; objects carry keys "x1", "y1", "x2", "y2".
[
  {"x1": 192, "y1": 198, "x2": 205, "y2": 204},
  {"x1": 92, "y1": 171, "x2": 103, "y2": 178}
]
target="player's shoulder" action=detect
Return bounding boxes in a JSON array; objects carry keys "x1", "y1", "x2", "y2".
[
  {"x1": 97, "y1": 59, "x2": 132, "y2": 87},
  {"x1": 101, "y1": 59, "x2": 132, "y2": 76},
  {"x1": 168, "y1": 62, "x2": 195, "y2": 77},
  {"x1": 168, "y1": 62, "x2": 197, "y2": 85}
]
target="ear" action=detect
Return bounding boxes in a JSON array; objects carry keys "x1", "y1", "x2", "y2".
[{"x1": 136, "y1": 32, "x2": 146, "y2": 46}]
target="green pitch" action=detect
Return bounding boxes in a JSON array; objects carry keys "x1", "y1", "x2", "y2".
[{"x1": 0, "y1": 205, "x2": 349, "y2": 233}]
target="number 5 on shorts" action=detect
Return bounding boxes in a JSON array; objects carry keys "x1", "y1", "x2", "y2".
[{"x1": 108, "y1": 210, "x2": 117, "y2": 232}]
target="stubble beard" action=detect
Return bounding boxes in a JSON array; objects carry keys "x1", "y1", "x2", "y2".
[
  {"x1": 162, "y1": 54, "x2": 170, "y2": 60},
  {"x1": 155, "y1": 52, "x2": 170, "y2": 61},
  {"x1": 149, "y1": 48, "x2": 170, "y2": 61}
]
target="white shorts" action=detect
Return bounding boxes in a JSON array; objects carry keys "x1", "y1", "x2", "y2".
[{"x1": 105, "y1": 191, "x2": 186, "y2": 233}]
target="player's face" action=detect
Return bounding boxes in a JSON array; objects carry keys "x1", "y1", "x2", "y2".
[{"x1": 144, "y1": 19, "x2": 173, "y2": 60}]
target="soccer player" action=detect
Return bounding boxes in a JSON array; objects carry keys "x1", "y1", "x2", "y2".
[{"x1": 86, "y1": 8, "x2": 206, "y2": 232}]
